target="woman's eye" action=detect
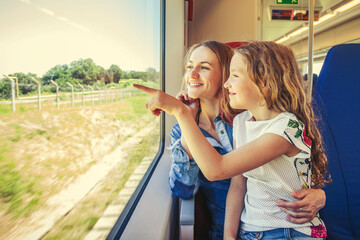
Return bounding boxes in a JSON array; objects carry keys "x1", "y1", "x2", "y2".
[
  {"x1": 201, "y1": 66, "x2": 210, "y2": 70},
  {"x1": 186, "y1": 65, "x2": 193, "y2": 70},
  {"x1": 233, "y1": 74, "x2": 239, "y2": 78}
]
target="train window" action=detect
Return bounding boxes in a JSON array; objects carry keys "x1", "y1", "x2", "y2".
[{"x1": 0, "y1": 0, "x2": 161, "y2": 239}]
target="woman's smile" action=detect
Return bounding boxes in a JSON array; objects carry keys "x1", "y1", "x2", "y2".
[{"x1": 188, "y1": 82, "x2": 203, "y2": 88}]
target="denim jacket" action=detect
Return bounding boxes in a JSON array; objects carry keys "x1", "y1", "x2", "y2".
[{"x1": 168, "y1": 115, "x2": 233, "y2": 239}]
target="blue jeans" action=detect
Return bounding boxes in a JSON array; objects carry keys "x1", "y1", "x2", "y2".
[{"x1": 239, "y1": 228, "x2": 323, "y2": 240}]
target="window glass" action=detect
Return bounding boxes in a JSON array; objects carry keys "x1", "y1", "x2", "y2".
[{"x1": 0, "y1": 0, "x2": 160, "y2": 239}]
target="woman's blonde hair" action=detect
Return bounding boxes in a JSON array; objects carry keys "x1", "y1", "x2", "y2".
[
  {"x1": 183, "y1": 40, "x2": 242, "y2": 124},
  {"x1": 235, "y1": 41, "x2": 330, "y2": 187}
]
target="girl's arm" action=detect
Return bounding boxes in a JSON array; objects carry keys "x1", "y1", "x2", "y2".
[
  {"x1": 177, "y1": 91, "x2": 199, "y2": 159},
  {"x1": 133, "y1": 84, "x2": 299, "y2": 180},
  {"x1": 180, "y1": 134, "x2": 193, "y2": 159},
  {"x1": 177, "y1": 118, "x2": 297, "y2": 180},
  {"x1": 224, "y1": 174, "x2": 247, "y2": 240}
]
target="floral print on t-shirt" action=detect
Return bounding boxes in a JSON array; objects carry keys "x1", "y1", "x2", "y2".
[{"x1": 287, "y1": 118, "x2": 312, "y2": 189}]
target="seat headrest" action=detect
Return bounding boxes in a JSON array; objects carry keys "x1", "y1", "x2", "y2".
[{"x1": 225, "y1": 41, "x2": 248, "y2": 49}]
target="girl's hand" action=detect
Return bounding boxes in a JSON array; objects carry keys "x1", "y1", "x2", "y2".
[
  {"x1": 176, "y1": 90, "x2": 199, "y2": 120},
  {"x1": 276, "y1": 189, "x2": 326, "y2": 224},
  {"x1": 133, "y1": 84, "x2": 186, "y2": 117}
]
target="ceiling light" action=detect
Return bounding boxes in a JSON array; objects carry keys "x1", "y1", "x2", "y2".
[
  {"x1": 288, "y1": 26, "x2": 308, "y2": 38},
  {"x1": 275, "y1": 36, "x2": 290, "y2": 44},
  {"x1": 314, "y1": 12, "x2": 337, "y2": 25},
  {"x1": 334, "y1": 0, "x2": 360, "y2": 12}
]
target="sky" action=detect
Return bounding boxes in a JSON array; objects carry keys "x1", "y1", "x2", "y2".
[{"x1": 0, "y1": 0, "x2": 160, "y2": 77}]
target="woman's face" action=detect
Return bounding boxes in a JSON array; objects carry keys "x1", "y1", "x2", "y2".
[
  {"x1": 224, "y1": 53, "x2": 262, "y2": 110},
  {"x1": 185, "y1": 46, "x2": 222, "y2": 100}
]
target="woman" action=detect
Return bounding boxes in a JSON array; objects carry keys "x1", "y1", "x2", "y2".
[{"x1": 167, "y1": 41, "x2": 325, "y2": 239}]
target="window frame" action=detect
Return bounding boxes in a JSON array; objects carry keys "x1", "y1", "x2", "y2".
[{"x1": 106, "y1": 0, "x2": 166, "y2": 238}]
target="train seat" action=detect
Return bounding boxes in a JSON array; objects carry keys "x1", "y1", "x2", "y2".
[{"x1": 313, "y1": 43, "x2": 360, "y2": 240}]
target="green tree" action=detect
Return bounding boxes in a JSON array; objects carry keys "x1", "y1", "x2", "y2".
[
  {"x1": 70, "y1": 58, "x2": 100, "y2": 85},
  {"x1": 42, "y1": 64, "x2": 72, "y2": 84},
  {"x1": 0, "y1": 73, "x2": 42, "y2": 99},
  {"x1": 129, "y1": 71, "x2": 147, "y2": 80},
  {"x1": 109, "y1": 65, "x2": 124, "y2": 83},
  {"x1": 13, "y1": 73, "x2": 39, "y2": 96},
  {"x1": 123, "y1": 71, "x2": 132, "y2": 79},
  {"x1": 0, "y1": 77, "x2": 11, "y2": 99},
  {"x1": 104, "y1": 69, "x2": 113, "y2": 84},
  {"x1": 145, "y1": 67, "x2": 159, "y2": 82},
  {"x1": 42, "y1": 64, "x2": 75, "y2": 92}
]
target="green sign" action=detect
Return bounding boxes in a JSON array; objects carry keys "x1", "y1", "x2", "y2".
[{"x1": 276, "y1": 0, "x2": 298, "y2": 4}]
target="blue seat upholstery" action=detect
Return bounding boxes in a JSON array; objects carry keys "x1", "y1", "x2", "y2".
[{"x1": 313, "y1": 43, "x2": 360, "y2": 240}]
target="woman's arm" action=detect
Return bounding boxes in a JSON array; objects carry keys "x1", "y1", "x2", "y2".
[
  {"x1": 224, "y1": 174, "x2": 247, "y2": 240},
  {"x1": 133, "y1": 84, "x2": 298, "y2": 180},
  {"x1": 276, "y1": 188, "x2": 326, "y2": 224},
  {"x1": 169, "y1": 124, "x2": 200, "y2": 199},
  {"x1": 168, "y1": 90, "x2": 202, "y2": 198}
]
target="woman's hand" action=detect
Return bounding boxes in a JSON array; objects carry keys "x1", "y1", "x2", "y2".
[
  {"x1": 176, "y1": 90, "x2": 199, "y2": 120},
  {"x1": 276, "y1": 189, "x2": 326, "y2": 224},
  {"x1": 133, "y1": 84, "x2": 186, "y2": 117}
]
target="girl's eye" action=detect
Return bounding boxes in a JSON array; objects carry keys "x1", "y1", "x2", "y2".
[
  {"x1": 232, "y1": 74, "x2": 239, "y2": 78},
  {"x1": 186, "y1": 65, "x2": 193, "y2": 70},
  {"x1": 201, "y1": 66, "x2": 210, "y2": 70}
]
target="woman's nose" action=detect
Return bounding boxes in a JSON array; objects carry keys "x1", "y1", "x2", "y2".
[{"x1": 190, "y1": 68, "x2": 199, "y2": 78}]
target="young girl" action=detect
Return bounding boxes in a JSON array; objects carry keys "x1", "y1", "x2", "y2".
[
  {"x1": 222, "y1": 42, "x2": 330, "y2": 239},
  {"x1": 134, "y1": 41, "x2": 330, "y2": 239}
]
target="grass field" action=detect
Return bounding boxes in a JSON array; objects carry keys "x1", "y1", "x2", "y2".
[{"x1": 0, "y1": 92, "x2": 160, "y2": 239}]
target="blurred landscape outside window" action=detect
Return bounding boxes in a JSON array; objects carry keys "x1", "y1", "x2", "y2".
[{"x1": 0, "y1": 0, "x2": 160, "y2": 239}]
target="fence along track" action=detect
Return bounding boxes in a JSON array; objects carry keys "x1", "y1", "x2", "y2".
[{"x1": 0, "y1": 87, "x2": 142, "y2": 110}]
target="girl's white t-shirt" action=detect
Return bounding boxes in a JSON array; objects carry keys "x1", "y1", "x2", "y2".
[{"x1": 233, "y1": 111, "x2": 324, "y2": 236}]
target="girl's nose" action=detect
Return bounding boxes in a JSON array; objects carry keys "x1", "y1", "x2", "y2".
[{"x1": 224, "y1": 79, "x2": 231, "y2": 89}]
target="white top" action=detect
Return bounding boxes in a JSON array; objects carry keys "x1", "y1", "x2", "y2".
[{"x1": 233, "y1": 111, "x2": 324, "y2": 236}]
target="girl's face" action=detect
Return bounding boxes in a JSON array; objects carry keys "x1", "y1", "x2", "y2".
[
  {"x1": 185, "y1": 46, "x2": 222, "y2": 100},
  {"x1": 224, "y1": 53, "x2": 263, "y2": 110}
]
